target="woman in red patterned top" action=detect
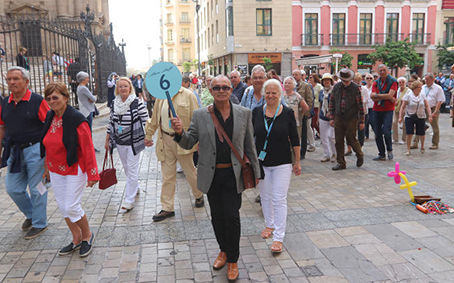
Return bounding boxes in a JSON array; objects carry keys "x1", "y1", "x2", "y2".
[{"x1": 41, "y1": 82, "x2": 99, "y2": 258}]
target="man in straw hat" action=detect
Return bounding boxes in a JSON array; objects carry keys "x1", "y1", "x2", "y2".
[{"x1": 328, "y1": 68, "x2": 365, "y2": 170}]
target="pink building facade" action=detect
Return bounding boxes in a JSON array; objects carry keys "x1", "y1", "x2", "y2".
[{"x1": 292, "y1": 0, "x2": 437, "y2": 77}]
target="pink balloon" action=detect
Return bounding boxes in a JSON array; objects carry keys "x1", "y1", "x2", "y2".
[{"x1": 387, "y1": 162, "x2": 406, "y2": 184}]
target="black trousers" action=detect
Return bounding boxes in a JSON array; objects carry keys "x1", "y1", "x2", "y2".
[
  {"x1": 300, "y1": 115, "x2": 308, "y2": 158},
  {"x1": 207, "y1": 167, "x2": 242, "y2": 263}
]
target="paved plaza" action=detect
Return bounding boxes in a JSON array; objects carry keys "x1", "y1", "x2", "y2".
[{"x1": 0, "y1": 110, "x2": 454, "y2": 282}]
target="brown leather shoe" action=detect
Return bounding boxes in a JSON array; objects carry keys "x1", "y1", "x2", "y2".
[
  {"x1": 227, "y1": 262, "x2": 239, "y2": 281},
  {"x1": 213, "y1": 252, "x2": 227, "y2": 270}
]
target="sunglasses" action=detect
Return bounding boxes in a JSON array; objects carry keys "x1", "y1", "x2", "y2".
[
  {"x1": 366, "y1": 78, "x2": 373, "y2": 80},
  {"x1": 212, "y1": 86, "x2": 231, "y2": 91},
  {"x1": 45, "y1": 96, "x2": 61, "y2": 101}
]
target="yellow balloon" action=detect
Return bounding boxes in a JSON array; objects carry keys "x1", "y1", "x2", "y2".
[{"x1": 398, "y1": 172, "x2": 416, "y2": 203}]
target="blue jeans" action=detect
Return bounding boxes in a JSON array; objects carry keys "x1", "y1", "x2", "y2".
[
  {"x1": 373, "y1": 110, "x2": 393, "y2": 157},
  {"x1": 86, "y1": 112, "x2": 94, "y2": 131},
  {"x1": 5, "y1": 143, "x2": 48, "y2": 228}
]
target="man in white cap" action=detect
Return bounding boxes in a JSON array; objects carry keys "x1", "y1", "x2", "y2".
[{"x1": 328, "y1": 68, "x2": 365, "y2": 170}]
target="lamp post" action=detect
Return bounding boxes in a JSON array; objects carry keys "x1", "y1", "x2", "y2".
[
  {"x1": 193, "y1": 0, "x2": 201, "y2": 77},
  {"x1": 147, "y1": 45, "x2": 152, "y2": 67}
]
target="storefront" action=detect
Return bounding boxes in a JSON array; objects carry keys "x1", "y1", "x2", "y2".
[{"x1": 248, "y1": 53, "x2": 282, "y2": 74}]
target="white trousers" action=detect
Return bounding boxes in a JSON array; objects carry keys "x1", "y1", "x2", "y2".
[
  {"x1": 50, "y1": 166, "x2": 86, "y2": 223},
  {"x1": 117, "y1": 145, "x2": 141, "y2": 204},
  {"x1": 319, "y1": 119, "x2": 336, "y2": 158},
  {"x1": 257, "y1": 163, "x2": 292, "y2": 242},
  {"x1": 307, "y1": 118, "x2": 315, "y2": 147}
]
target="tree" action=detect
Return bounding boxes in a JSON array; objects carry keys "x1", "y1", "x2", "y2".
[
  {"x1": 435, "y1": 43, "x2": 454, "y2": 71},
  {"x1": 329, "y1": 49, "x2": 353, "y2": 68},
  {"x1": 182, "y1": 61, "x2": 191, "y2": 73},
  {"x1": 263, "y1": 57, "x2": 273, "y2": 71},
  {"x1": 367, "y1": 38, "x2": 420, "y2": 76}
]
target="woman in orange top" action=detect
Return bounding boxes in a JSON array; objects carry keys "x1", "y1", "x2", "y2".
[{"x1": 41, "y1": 83, "x2": 99, "y2": 258}]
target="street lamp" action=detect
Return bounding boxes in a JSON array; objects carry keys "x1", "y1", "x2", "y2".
[{"x1": 193, "y1": 0, "x2": 201, "y2": 77}]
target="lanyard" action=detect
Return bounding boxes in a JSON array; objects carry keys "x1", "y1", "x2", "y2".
[
  {"x1": 262, "y1": 104, "x2": 280, "y2": 151},
  {"x1": 425, "y1": 86, "x2": 431, "y2": 97}
]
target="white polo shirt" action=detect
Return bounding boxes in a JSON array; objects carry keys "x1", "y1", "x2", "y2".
[{"x1": 422, "y1": 83, "x2": 444, "y2": 108}]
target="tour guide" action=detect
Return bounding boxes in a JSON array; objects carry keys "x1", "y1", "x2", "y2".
[{"x1": 170, "y1": 75, "x2": 260, "y2": 281}]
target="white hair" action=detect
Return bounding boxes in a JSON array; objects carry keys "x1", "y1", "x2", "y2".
[
  {"x1": 251, "y1": 65, "x2": 266, "y2": 75},
  {"x1": 262, "y1": 79, "x2": 283, "y2": 96},
  {"x1": 397, "y1": 77, "x2": 407, "y2": 83},
  {"x1": 284, "y1": 76, "x2": 297, "y2": 88}
]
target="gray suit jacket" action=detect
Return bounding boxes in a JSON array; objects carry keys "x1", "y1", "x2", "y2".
[{"x1": 176, "y1": 104, "x2": 260, "y2": 194}]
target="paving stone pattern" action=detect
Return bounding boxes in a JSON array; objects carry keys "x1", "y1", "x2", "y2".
[{"x1": 0, "y1": 113, "x2": 453, "y2": 282}]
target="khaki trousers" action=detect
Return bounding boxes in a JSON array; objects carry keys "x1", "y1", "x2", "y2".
[
  {"x1": 392, "y1": 111, "x2": 406, "y2": 142},
  {"x1": 334, "y1": 117, "x2": 363, "y2": 166},
  {"x1": 160, "y1": 133, "x2": 203, "y2": 212},
  {"x1": 412, "y1": 107, "x2": 439, "y2": 147}
]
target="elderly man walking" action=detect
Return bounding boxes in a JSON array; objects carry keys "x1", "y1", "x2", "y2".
[
  {"x1": 371, "y1": 64, "x2": 398, "y2": 161},
  {"x1": 170, "y1": 75, "x2": 260, "y2": 281},
  {"x1": 0, "y1": 66, "x2": 50, "y2": 239},
  {"x1": 230, "y1": 70, "x2": 247, "y2": 102},
  {"x1": 144, "y1": 82, "x2": 204, "y2": 222},
  {"x1": 411, "y1": 73, "x2": 445, "y2": 150},
  {"x1": 328, "y1": 68, "x2": 365, "y2": 170}
]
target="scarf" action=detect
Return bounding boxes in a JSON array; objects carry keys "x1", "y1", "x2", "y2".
[
  {"x1": 113, "y1": 94, "x2": 136, "y2": 115},
  {"x1": 322, "y1": 86, "x2": 333, "y2": 116}
]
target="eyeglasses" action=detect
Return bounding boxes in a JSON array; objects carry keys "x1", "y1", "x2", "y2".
[
  {"x1": 212, "y1": 86, "x2": 231, "y2": 91},
  {"x1": 252, "y1": 76, "x2": 265, "y2": 81},
  {"x1": 45, "y1": 96, "x2": 61, "y2": 102}
]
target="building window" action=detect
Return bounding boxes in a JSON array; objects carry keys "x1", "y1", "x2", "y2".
[
  {"x1": 386, "y1": 13, "x2": 399, "y2": 41},
  {"x1": 359, "y1": 13, "x2": 372, "y2": 45},
  {"x1": 167, "y1": 29, "x2": 173, "y2": 42},
  {"x1": 256, "y1": 9, "x2": 272, "y2": 36},
  {"x1": 182, "y1": 48, "x2": 190, "y2": 61},
  {"x1": 412, "y1": 13, "x2": 425, "y2": 44},
  {"x1": 208, "y1": 27, "x2": 210, "y2": 47},
  {"x1": 181, "y1": 12, "x2": 189, "y2": 23},
  {"x1": 167, "y1": 13, "x2": 172, "y2": 24},
  {"x1": 304, "y1": 13, "x2": 318, "y2": 45},
  {"x1": 332, "y1": 13, "x2": 345, "y2": 45},
  {"x1": 181, "y1": 28, "x2": 190, "y2": 40},
  {"x1": 357, "y1": 54, "x2": 373, "y2": 69},
  {"x1": 216, "y1": 20, "x2": 219, "y2": 42},
  {"x1": 446, "y1": 17, "x2": 454, "y2": 45},
  {"x1": 226, "y1": 6, "x2": 234, "y2": 36},
  {"x1": 212, "y1": 24, "x2": 214, "y2": 45},
  {"x1": 168, "y1": 49, "x2": 174, "y2": 62}
]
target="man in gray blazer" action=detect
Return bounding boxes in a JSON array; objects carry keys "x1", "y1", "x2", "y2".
[{"x1": 171, "y1": 75, "x2": 260, "y2": 281}]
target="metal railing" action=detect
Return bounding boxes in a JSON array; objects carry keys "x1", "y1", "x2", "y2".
[
  {"x1": 301, "y1": 34, "x2": 324, "y2": 46},
  {"x1": 0, "y1": 6, "x2": 126, "y2": 104},
  {"x1": 408, "y1": 33, "x2": 431, "y2": 45},
  {"x1": 179, "y1": 19, "x2": 191, "y2": 23},
  {"x1": 329, "y1": 33, "x2": 405, "y2": 46},
  {"x1": 180, "y1": 38, "x2": 192, "y2": 43}
]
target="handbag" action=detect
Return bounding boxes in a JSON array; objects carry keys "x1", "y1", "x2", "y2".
[
  {"x1": 408, "y1": 101, "x2": 420, "y2": 122},
  {"x1": 99, "y1": 150, "x2": 117, "y2": 190},
  {"x1": 208, "y1": 105, "x2": 257, "y2": 189}
]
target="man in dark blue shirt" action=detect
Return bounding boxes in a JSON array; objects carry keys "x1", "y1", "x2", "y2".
[{"x1": 230, "y1": 70, "x2": 247, "y2": 103}]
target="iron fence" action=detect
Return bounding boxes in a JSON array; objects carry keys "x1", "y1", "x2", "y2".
[{"x1": 0, "y1": 8, "x2": 126, "y2": 105}]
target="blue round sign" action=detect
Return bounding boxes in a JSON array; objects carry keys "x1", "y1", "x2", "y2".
[{"x1": 145, "y1": 62, "x2": 182, "y2": 100}]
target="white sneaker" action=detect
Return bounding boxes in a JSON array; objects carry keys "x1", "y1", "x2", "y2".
[
  {"x1": 121, "y1": 202, "x2": 134, "y2": 211},
  {"x1": 398, "y1": 141, "x2": 405, "y2": 145},
  {"x1": 176, "y1": 165, "x2": 183, "y2": 173}
]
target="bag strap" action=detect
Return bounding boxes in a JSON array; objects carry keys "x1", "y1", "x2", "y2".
[
  {"x1": 208, "y1": 105, "x2": 246, "y2": 167},
  {"x1": 102, "y1": 150, "x2": 114, "y2": 171}
]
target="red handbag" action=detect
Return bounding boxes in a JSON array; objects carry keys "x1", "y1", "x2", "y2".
[{"x1": 99, "y1": 150, "x2": 117, "y2": 190}]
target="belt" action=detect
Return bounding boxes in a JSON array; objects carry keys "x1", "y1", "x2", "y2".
[
  {"x1": 19, "y1": 141, "x2": 38, "y2": 150},
  {"x1": 162, "y1": 131, "x2": 175, "y2": 137},
  {"x1": 215, "y1": 163, "x2": 232, "y2": 169}
]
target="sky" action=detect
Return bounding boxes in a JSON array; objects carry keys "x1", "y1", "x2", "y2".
[{"x1": 109, "y1": 0, "x2": 161, "y2": 72}]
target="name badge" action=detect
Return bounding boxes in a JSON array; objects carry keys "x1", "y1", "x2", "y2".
[
  {"x1": 258, "y1": 150, "x2": 267, "y2": 161},
  {"x1": 118, "y1": 126, "x2": 123, "y2": 134}
]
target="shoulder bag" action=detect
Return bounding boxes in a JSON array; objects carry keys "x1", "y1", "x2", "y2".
[
  {"x1": 208, "y1": 105, "x2": 256, "y2": 189},
  {"x1": 99, "y1": 150, "x2": 117, "y2": 190}
]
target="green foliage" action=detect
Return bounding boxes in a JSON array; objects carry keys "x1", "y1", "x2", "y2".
[
  {"x1": 367, "y1": 38, "x2": 420, "y2": 70},
  {"x1": 182, "y1": 61, "x2": 192, "y2": 73},
  {"x1": 208, "y1": 54, "x2": 214, "y2": 66},
  {"x1": 191, "y1": 59, "x2": 198, "y2": 69},
  {"x1": 263, "y1": 57, "x2": 273, "y2": 71},
  {"x1": 436, "y1": 43, "x2": 454, "y2": 71},
  {"x1": 329, "y1": 49, "x2": 353, "y2": 68}
]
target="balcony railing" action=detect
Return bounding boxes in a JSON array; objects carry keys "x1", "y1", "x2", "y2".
[
  {"x1": 165, "y1": 21, "x2": 174, "y2": 26},
  {"x1": 408, "y1": 33, "x2": 431, "y2": 45},
  {"x1": 329, "y1": 33, "x2": 405, "y2": 46},
  {"x1": 165, "y1": 41, "x2": 175, "y2": 45},
  {"x1": 301, "y1": 34, "x2": 324, "y2": 46},
  {"x1": 180, "y1": 38, "x2": 192, "y2": 43},
  {"x1": 180, "y1": 19, "x2": 191, "y2": 23}
]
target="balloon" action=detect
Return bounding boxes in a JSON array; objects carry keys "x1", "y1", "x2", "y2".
[
  {"x1": 387, "y1": 162, "x2": 406, "y2": 184},
  {"x1": 399, "y1": 172, "x2": 416, "y2": 203}
]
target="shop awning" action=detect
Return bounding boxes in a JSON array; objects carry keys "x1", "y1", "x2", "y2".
[{"x1": 295, "y1": 54, "x2": 337, "y2": 65}]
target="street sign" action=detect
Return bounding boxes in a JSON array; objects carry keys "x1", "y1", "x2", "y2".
[{"x1": 145, "y1": 62, "x2": 181, "y2": 117}]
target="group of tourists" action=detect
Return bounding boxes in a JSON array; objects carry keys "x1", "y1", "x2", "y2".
[{"x1": 0, "y1": 60, "x2": 453, "y2": 282}]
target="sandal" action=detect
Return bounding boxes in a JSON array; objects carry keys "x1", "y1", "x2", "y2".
[
  {"x1": 261, "y1": 227, "x2": 274, "y2": 239},
  {"x1": 271, "y1": 241, "x2": 283, "y2": 253},
  {"x1": 420, "y1": 148, "x2": 425, "y2": 154}
]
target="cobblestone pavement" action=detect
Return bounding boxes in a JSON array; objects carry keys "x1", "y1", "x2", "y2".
[{"x1": 0, "y1": 112, "x2": 454, "y2": 282}]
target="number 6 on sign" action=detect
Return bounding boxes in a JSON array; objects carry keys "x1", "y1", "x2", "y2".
[{"x1": 145, "y1": 62, "x2": 182, "y2": 117}]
